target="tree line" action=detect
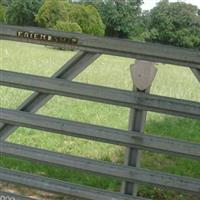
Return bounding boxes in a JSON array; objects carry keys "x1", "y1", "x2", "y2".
[{"x1": 0, "y1": 0, "x2": 200, "y2": 49}]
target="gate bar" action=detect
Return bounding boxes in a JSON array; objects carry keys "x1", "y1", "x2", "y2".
[
  {"x1": 0, "y1": 142, "x2": 200, "y2": 193},
  {"x1": 0, "y1": 168, "x2": 149, "y2": 200},
  {"x1": 122, "y1": 62, "x2": 156, "y2": 195},
  {"x1": 0, "y1": 192, "x2": 36, "y2": 200},
  {"x1": 1, "y1": 24, "x2": 200, "y2": 70},
  {"x1": 1, "y1": 108, "x2": 200, "y2": 160},
  {"x1": 191, "y1": 68, "x2": 200, "y2": 83},
  {"x1": 1, "y1": 70, "x2": 199, "y2": 119}
]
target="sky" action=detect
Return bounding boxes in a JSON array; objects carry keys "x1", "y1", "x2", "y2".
[{"x1": 142, "y1": 0, "x2": 200, "y2": 10}]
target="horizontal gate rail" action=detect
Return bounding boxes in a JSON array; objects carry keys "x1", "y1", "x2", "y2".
[
  {"x1": 1, "y1": 70, "x2": 200, "y2": 119},
  {"x1": 0, "y1": 142, "x2": 200, "y2": 194},
  {"x1": 0, "y1": 24, "x2": 200, "y2": 70},
  {"x1": 0, "y1": 168, "x2": 149, "y2": 200},
  {"x1": 0, "y1": 51, "x2": 100, "y2": 140},
  {"x1": 0, "y1": 192, "x2": 36, "y2": 200},
  {"x1": 1, "y1": 108, "x2": 200, "y2": 160}
]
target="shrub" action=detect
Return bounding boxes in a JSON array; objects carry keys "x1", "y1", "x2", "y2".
[
  {"x1": 36, "y1": 0, "x2": 105, "y2": 36},
  {"x1": 54, "y1": 21, "x2": 82, "y2": 33},
  {"x1": 1, "y1": 0, "x2": 12, "y2": 6},
  {"x1": 67, "y1": 4, "x2": 105, "y2": 36},
  {"x1": 5, "y1": 0, "x2": 43, "y2": 26},
  {"x1": 35, "y1": 0, "x2": 69, "y2": 28},
  {"x1": 83, "y1": 5, "x2": 105, "y2": 36}
]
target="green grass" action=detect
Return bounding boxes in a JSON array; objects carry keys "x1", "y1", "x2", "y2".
[{"x1": 0, "y1": 40, "x2": 200, "y2": 200}]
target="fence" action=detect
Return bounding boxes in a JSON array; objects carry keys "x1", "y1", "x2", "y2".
[{"x1": 0, "y1": 24, "x2": 200, "y2": 200}]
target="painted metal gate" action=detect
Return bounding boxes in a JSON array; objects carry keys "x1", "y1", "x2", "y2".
[{"x1": 0, "y1": 24, "x2": 200, "y2": 200}]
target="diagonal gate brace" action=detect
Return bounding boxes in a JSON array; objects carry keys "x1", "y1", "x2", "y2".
[
  {"x1": 0, "y1": 51, "x2": 100, "y2": 140},
  {"x1": 191, "y1": 68, "x2": 200, "y2": 83}
]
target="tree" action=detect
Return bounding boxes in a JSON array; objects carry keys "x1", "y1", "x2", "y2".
[
  {"x1": 6, "y1": 0, "x2": 43, "y2": 26},
  {"x1": 68, "y1": 4, "x2": 105, "y2": 35},
  {"x1": 54, "y1": 21, "x2": 82, "y2": 33},
  {"x1": 80, "y1": 0, "x2": 143, "y2": 38},
  {"x1": 0, "y1": 0, "x2": 12, "y2": 6},
  {"x1": 145, "y1": 0, "x2": 200, "y2": 48},
  {"x1": 36, "y1": 0, "x2": 105, "y2": 36},
  {"x1": 35, "y1": 0, "x2": 69, "y2": 28}
]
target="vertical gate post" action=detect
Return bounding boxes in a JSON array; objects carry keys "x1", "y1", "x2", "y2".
[{"x1": 121, "y1": 60, "x2": 157, "y2": 196}]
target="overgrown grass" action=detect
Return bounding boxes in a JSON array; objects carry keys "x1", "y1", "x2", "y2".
[{"x1": 0, "y1": 40, "x2": 200, "y2": 200}]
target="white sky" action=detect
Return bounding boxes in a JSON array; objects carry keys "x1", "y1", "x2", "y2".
[{"x1": 142, "y1": 0, "x2": 200, "y2": 10}]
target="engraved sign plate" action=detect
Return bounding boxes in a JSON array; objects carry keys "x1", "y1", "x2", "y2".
[
  {"x1": 17, "y1": 31, "x2": 79, "y2": 45},
  {"x1": 132, "y1": 60, "x2": 157, "y2": 90}
]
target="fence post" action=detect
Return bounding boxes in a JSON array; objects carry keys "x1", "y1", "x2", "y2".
[{"x1": 121, "y1": 60, "x2": 157, "y2": 196}]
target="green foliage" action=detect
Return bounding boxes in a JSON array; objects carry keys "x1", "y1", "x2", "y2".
[
  {"x1": 36, "y1": 0, "x2": 105, "y2": 36},
  {"x1": 5, "y1": 0, "x2": 43, "y2": 26},
  {"x1": 35, "y1": 0, "x2": 69, "y2": 28},
  {"x1": 0, "y1": 0, "x2": 12, "y2": 6},
  {"x1": 81, "y1": 0, "x2": 143, "y2": 38},
  {"x1": 0, "y1": 3, "x2": 6, "y2": 22},
  {"x1": 54, "y1": 21, "x2": 82, "y2": 33},
  {"x1": 145, "y1": 0, "x2": 200, "y2": 48},
  {"x1": 67, "y1": 4, "x2": 105, "y2": 36},
  {"x1": 84, "y1": 5, "x2": 105, "y2": 36}
]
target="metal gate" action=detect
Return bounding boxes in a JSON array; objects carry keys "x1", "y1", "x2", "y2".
[{"x1": 0, "y1": 24, "x2": 200, "y2": 200}]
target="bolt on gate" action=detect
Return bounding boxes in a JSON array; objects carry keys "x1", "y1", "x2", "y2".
[{"x1": 0, "y1": 24, "x2": 200, "y2": 200}]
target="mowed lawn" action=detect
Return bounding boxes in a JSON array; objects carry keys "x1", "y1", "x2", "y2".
[{"x1": 0, "y1": 40, "x2": 200, "y2": 200}]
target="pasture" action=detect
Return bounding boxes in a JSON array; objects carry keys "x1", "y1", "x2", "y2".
[{"x1": 0, "y1": 40, "x2": 200, "y2": 200}]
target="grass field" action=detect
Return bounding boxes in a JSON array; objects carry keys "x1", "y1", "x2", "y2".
[{"x1": 0, "y1": 40, "x2": 200, "y2": 200}]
